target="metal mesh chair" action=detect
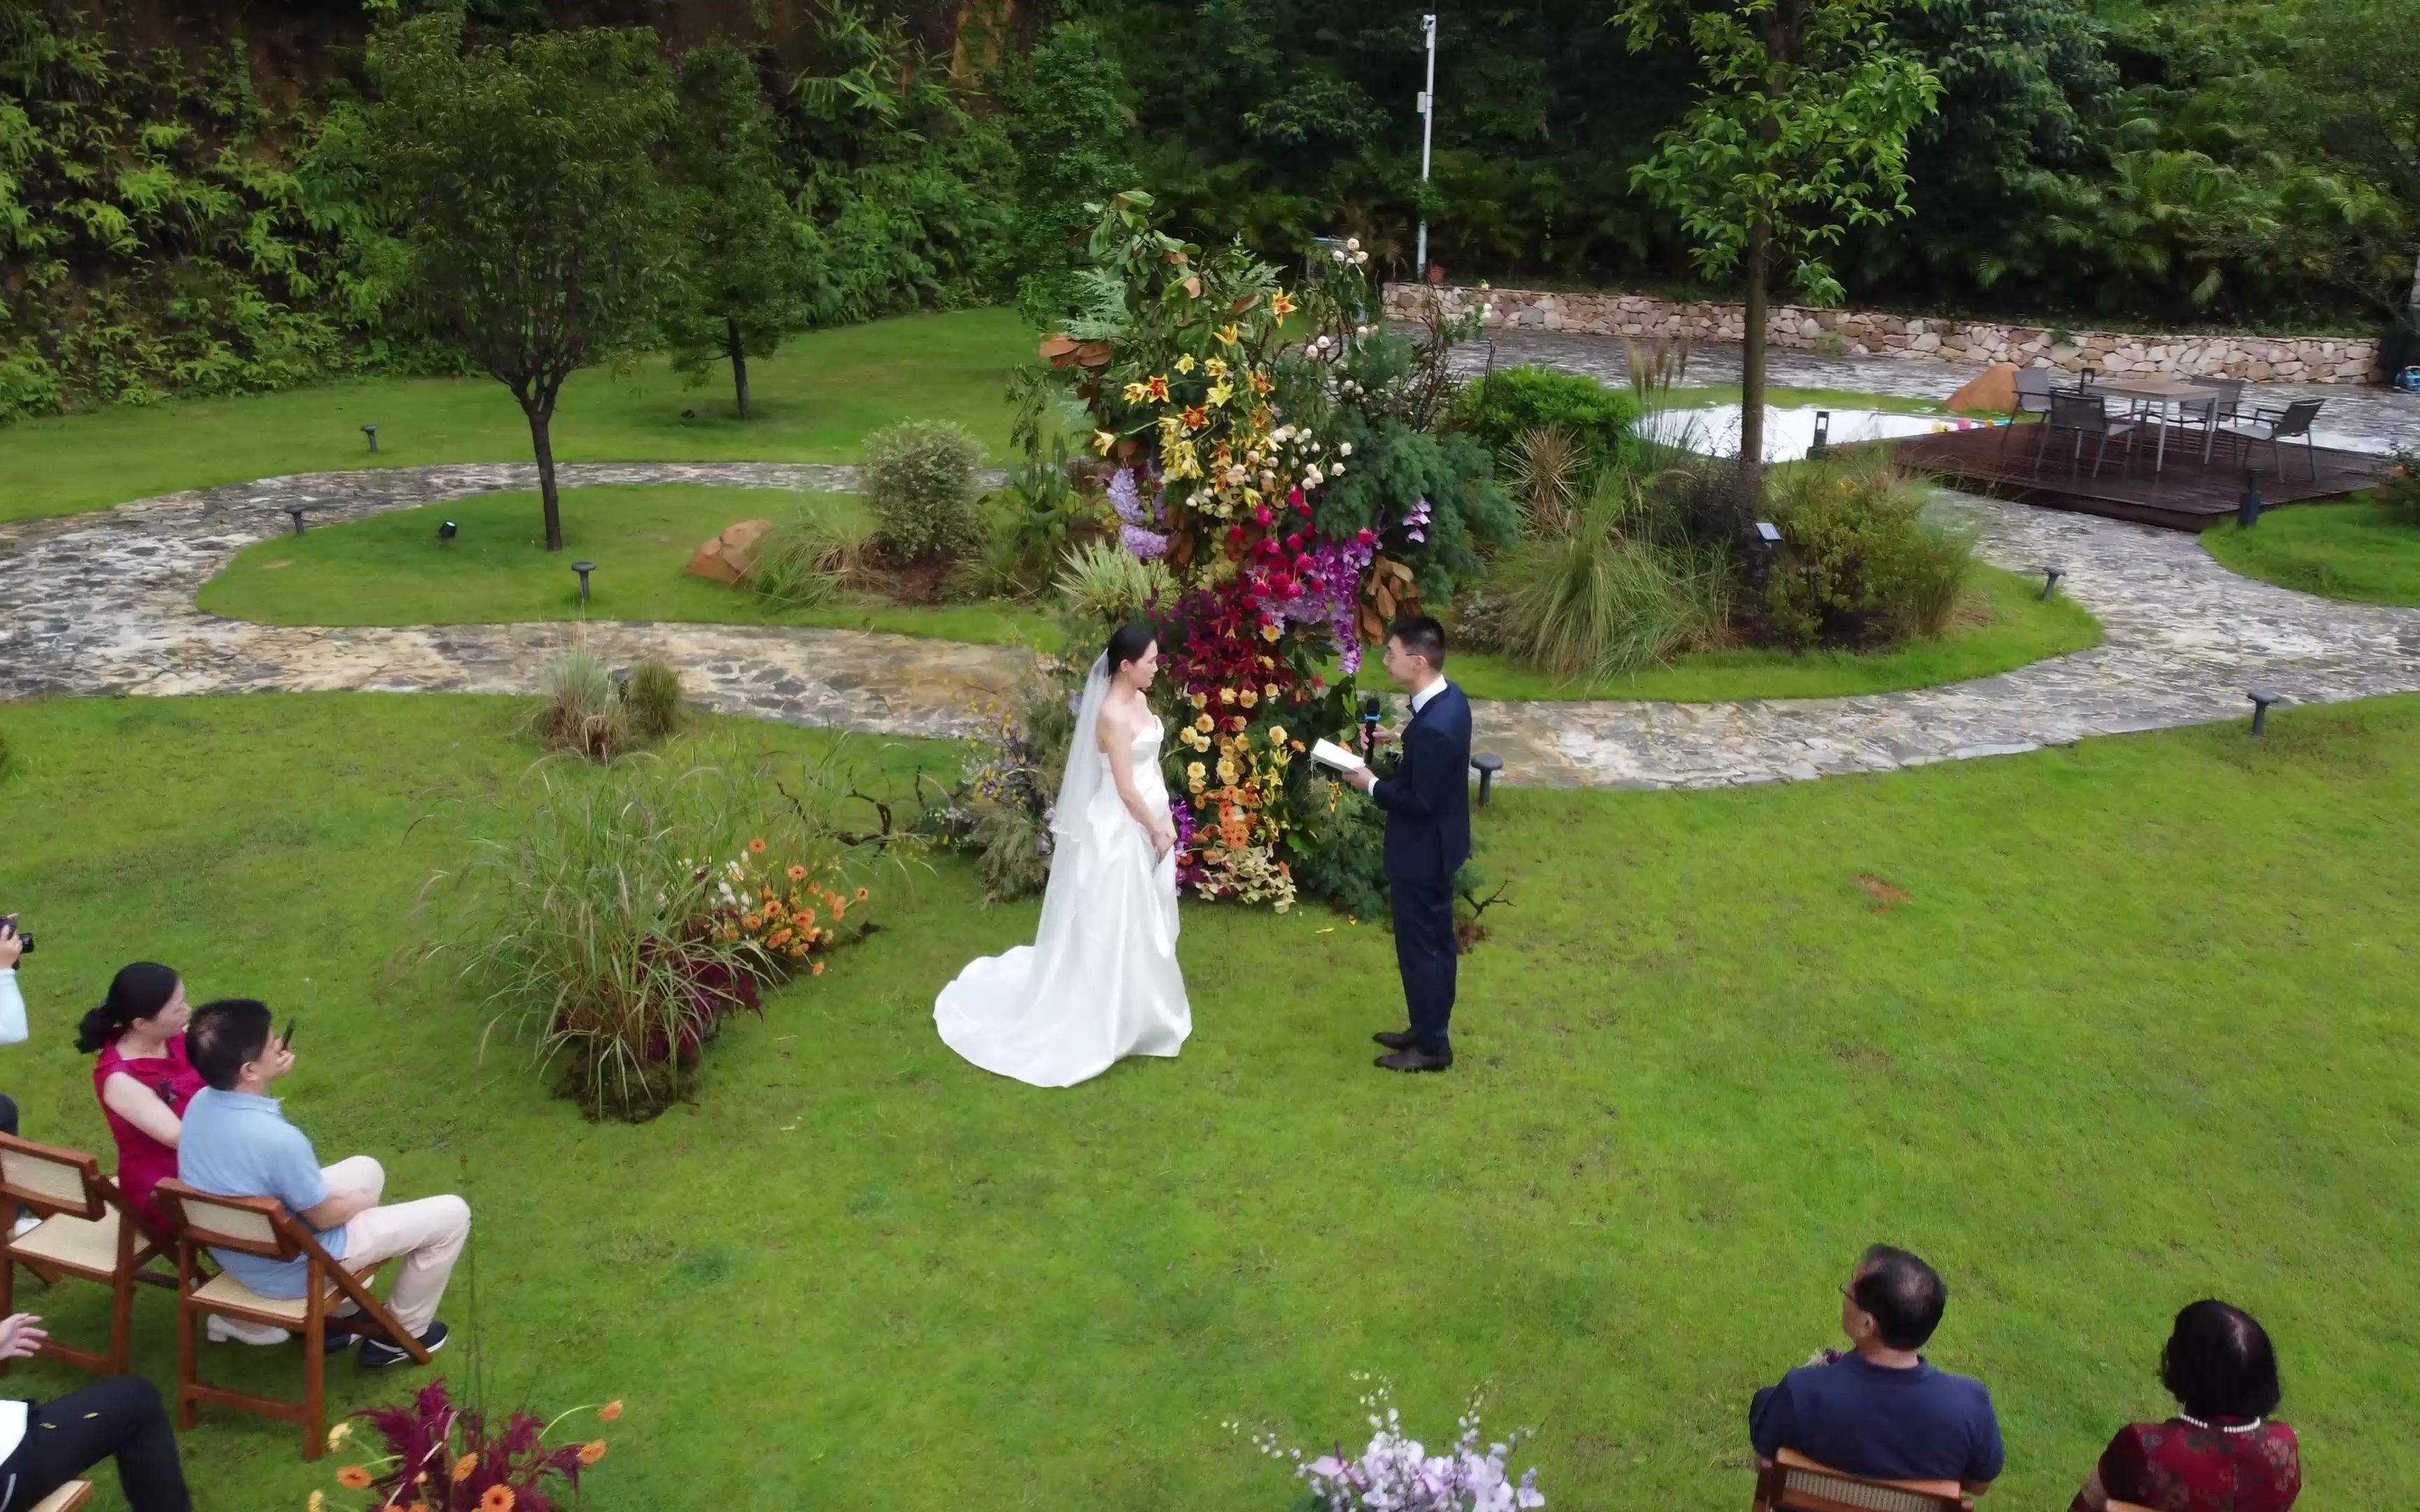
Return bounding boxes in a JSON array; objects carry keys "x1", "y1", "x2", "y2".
[
  {"x1": 2033, "y1": 390, "x2": 2139, "y2": 478},
  {"x1": 2216, "y1": 398, "x2": 2325, "y2": 481}
]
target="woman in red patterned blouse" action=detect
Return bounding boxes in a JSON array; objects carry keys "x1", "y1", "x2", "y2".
[{"x1": 2069, "y1": 1300, "x2": 2298, "y2": 1512}]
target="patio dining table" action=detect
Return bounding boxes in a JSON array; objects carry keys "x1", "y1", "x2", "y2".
[{"x1": 2094, "y1": 375, "x2": 2214, "y2": 476}]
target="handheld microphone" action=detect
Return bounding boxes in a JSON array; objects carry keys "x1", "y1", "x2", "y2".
[{"x1": 1360, "y1": 694, "x2": 1382, "y2": 756}]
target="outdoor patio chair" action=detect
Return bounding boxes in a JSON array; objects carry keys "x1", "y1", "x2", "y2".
[
  {"x1": 153, "y1": 1179, "x2": 431, "y2": 1462},
  {"x1": 2185, "y1": 374, "x2": 2249, "y2": 422},
  {"x1": 1996, "y1": 369, "x2": 2061, "y2": 464},
  {"x1": 1751, "y1": 1449, "x2": 1970, "y2": 1512},
  {"x1": 2033, "y1": 390, "x2": 2139, "y2": 479},
  {"x1": 2216, "y1": 398, "x2": 2325, "y2": 482},
  {"x1": 2155, "y1": 392, "x2": 2225, "y2": 465},
  {"x1": 0, "y1": 1135, "x2": 173, "y2": 1380}
]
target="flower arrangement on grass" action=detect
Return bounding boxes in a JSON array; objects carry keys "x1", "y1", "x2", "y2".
[
  {"x1": 690, "y1": 844, "x2": 873, "y2": 979},
  {"x1": 1004, "y1": 191, "x2": 1512, "y2": 911},
  {"x1": 317, "y1": 1381, "x2": 620, "y2": 1512},
  {"x1": 1234, "y1": 1380, "x2": 1545, "y2": 1512}
]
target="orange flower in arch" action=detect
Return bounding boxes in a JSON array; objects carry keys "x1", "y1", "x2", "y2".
[
  {"x1": 1145, "y1": 374, "x2": 1171, "y2": 402},
  {"x1": 335, "y1": 1466, "x2": 373, "y2": 1490},
  {"x1": 747, "y1": 838, "x2": 767, "y2": 854},
  {"x1": 597, "y1": 1401, "x2": 625, "y2": 1422},
  {"x1": 451, "y1": 1454, "x2": 480, "y2": 1484},
  {"x1": 479, "y1": 1488, "x2": 516, "y2": 1512},
  {"x1": 578, "y1": 1440, "x2": 609, "y2": 1466}
]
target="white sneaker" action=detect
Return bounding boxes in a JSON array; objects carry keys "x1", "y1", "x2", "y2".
[
  {"x1": 8, "y1": 1213, "x2": 39, "y2": 1242},
  {"x1": 207, "y1": 1315, "x2": 292, "y2": 1347}
]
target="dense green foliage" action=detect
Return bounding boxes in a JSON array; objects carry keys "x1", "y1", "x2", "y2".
[
  {"x1": 1449, "y1": 366, "x2": 1641, "y2": 468},
  {"x1": 4, "y1": 0, "x2": 2413, "y2": 427}
]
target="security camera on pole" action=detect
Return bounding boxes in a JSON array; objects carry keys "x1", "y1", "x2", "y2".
[{"x1": 1414, "y1": 13, "x2": 1438, "y2": 279}]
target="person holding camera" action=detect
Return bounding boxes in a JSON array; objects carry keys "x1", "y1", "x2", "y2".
[{"x1": 0, "y1": 918, "x2": 34, "y2": 1241}]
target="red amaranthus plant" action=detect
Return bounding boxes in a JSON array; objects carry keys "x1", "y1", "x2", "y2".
[{"x1": 318, "y1": 1379, "x2": 620, "y2": 1512}]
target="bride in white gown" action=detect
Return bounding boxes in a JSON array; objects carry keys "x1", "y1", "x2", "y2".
[{"x1": 934, "y1": 624, "x2": 1191, "y2": 1086}]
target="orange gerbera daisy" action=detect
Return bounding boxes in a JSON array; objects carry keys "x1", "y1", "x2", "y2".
[
  {"x1": 479, "y1": 1488, "x2": 515, "y2": 1512},
  {"x1": 747, "y1": 838, "x2": 766, "y2": 854},
  {"x1": 786, "y1": 864, "x2": 807, "y2": 881},
  {"x1": 811, "y1": 962, "x2": 826, "y2": 977},
  {"x1": 336, "y1": 1466, "x2": 373, "y2": 1490},
  {"x1": 578, "y1": 1440, "x2": 609, "y2": 1466},
  {"x1": 829, "y1": 903, "x2": 847, "y2": 922},
  {"x1": 767, "y1": 928, "x2": 792, "y2": 948},
  {"x1": 451, "y1": 1454, "x2": 480, "y2": 1484},
  {"x1": 854, "y1": 887, "x2": 868, "y2": 902},
  {"x1": 598, "y1": 1401, "x2": 625, "y2": 1422}
]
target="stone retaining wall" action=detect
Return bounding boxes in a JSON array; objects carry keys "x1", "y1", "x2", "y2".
[{"x1": 1381, "y1": 283, "x2": 2381, "y2": 384}]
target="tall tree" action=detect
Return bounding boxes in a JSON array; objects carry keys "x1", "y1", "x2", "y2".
[
  {"x1": 668, "y1": 43, "x2": 829, "y2": 421},
  {"x1": 1615, "y1": 0, "x2": 1940, "y2": 503},
  {"x1": 356, "y1": 12, "x2": 681, "y2": 551},
  {"x1": 994, "y1": 21, "x2": 1136, "y2": 329}
]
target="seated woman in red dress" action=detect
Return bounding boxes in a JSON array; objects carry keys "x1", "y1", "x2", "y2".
[
  {"x1": 2070, "y1": 1300, "x2": 2298, "y2": 1512},
  {"x1": 78, "y1": 964, "x2": 285, "y2": 1348}
]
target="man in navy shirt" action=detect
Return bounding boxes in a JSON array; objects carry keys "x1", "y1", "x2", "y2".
[{"x1": 1748, "y1": 1245, "x2": 2003, "y2": 1490}]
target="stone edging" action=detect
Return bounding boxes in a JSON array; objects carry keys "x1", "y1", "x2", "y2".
[{"x1": 1384, "y1": 283, "x2": 2381, "y2": 385}]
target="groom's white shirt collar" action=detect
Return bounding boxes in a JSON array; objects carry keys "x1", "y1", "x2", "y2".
[{"x1": 1409, "y1": 678, "x2": 1449, "y2": 715}]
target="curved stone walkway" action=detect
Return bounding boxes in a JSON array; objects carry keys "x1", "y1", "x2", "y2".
[{"x1": 4, "y1": 461, "x2": 2418, "y2": 788}]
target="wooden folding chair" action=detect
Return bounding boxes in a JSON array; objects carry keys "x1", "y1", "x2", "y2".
[
  {"x1": 1751, "y1": 1448, "x2": 1972, "y2": 1512},
  {"x1": 24, "y1": 1481, "x2": 94, "y2": 1512},
  {"x1": 0, "y1": 1135, "x2": 174, "y2": 1379},
  {"x1": 152, "y1": 1180, "x2": 431, "y2": 1462}
]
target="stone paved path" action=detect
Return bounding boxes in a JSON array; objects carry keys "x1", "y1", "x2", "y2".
[{"x1": 5, "y1": 461, "x2": 2419, "y2": 788}]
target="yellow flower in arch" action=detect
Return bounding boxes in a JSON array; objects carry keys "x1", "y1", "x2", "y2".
[
  {"x1": 1269, "y1": 289, "x2": 1298, "y2": 318},
  {"x1": 1215, "y1": 323, "x2": 1242, "y2": 346},
  {"x1": 1174, "y1": 354, "x2": 1197, "y2": 374}
]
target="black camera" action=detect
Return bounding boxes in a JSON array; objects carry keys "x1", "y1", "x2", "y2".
[{"x1": 1, "y1": 916, "x2": 29, "y2": 956}]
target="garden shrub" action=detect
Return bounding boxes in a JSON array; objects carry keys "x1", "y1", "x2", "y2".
[
  {"x1": 749, "y1": 505, "x2": 881, "y2": 608},
  {"x1": 861, "y1": 420, "x2": 985, "y2": 566},
  {"x1": 966, "y1": 440, "x2": 1110, "y2": 600},
  {"x1": 624, "y1": 660, "x2": 685, "y2": 743},
  {"x1": 529, "y1": 647, "x2": 627, "y2": 761},
  {"x1": 1490, "y1": 472, "x2": 1730, "y2": 681},
  {"x1": 1449, "y1": 366, "x2": 1639, "y2": 467},
  {"x1": 1764, "y1": 455, "x2": 1975, "y2": 648},
  {"x1": 2379, "y1": 448, "x2": 2420, "y2": 528}
]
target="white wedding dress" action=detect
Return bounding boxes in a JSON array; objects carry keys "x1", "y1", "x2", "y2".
[{"x1": 933, "y1": 660, "x2": 1191, "y2": 1087}]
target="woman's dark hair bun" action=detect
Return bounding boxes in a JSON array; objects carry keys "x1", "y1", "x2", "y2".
[{"x1": 75, "y1": 962, "x2": 180, "y2": 1055}]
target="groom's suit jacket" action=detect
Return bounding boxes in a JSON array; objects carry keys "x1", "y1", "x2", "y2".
[{"x1": 1370, "y1": 681, "x2": 1473, "y2": 883}]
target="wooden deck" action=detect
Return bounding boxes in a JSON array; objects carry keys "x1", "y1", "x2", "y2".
[{"x1": 1877, "y1": 424, "x2": 2386, "y2": 533}]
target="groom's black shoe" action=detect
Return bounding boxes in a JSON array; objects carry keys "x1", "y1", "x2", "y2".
[
  {"x1": 1372, "y1": 1029, "x2": 1419, "y2": 1051},
  {"x1": 1374, "y1": 1046, "x2": 1453, "y2": 1073}
]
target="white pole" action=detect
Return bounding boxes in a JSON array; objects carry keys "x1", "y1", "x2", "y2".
[{"x1": 1414, "y1": 13, "x2": 1437, "y2": 276}]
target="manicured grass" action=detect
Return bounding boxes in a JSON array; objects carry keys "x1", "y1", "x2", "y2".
[
  {"x1": 1660, "y1": 385, "x2": 1957, "y2": 415},
  {"x1": 4, "y1": 690, "x2": 2418, "y2": 1510},
  {"x1": 197, "y1": 484, "x2": 1053, "y2": 646},
  {"x1": 0, "y1": 309, "x2": 1034, "y2": 524},
  {"x1": 1445, "y1": 566, "x2": 2102, "y2": 702},
  {"x1": 2200, "y1": 501, "x2": 2420, "y2": 606}
]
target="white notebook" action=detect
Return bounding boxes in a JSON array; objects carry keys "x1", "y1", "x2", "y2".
[{"x1": 1309, "y1": 737, "x2": 1366, "y2": 774}]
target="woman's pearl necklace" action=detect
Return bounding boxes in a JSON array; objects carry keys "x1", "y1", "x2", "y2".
[{"x1": 2178, "y1": 1414, "x2": 2265, "y2": 1434}]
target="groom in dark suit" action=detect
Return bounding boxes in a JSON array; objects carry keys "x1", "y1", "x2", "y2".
[{"x1": 1342, "y1": 615, "x2": 1471, "y2": 1073}]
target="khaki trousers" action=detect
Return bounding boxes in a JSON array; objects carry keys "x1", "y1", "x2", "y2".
[{"x1": 319, "y1": 1155, "x2": 470, "y2": 1336}]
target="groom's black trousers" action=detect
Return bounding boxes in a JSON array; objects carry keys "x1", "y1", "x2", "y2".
[{"x1": 1389, "y1": 874, "x2": 1459, "y2": 1054}]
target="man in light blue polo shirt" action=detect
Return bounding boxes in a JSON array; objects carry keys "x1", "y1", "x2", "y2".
[{"x1": 178, "y1": 999, "x2": 466, "y2": 1366}]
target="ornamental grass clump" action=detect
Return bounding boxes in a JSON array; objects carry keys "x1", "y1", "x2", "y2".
[
  {"x1": 1491, "y1": 470, "x2": 1729, "y2": 682},
  {"x1": 622, "y1": 659, "x2": 683, "y2": 743},
  {"x1": 528, "y1": 646, "x2": 626, "y2": 762},
  {"x1": 748, "y1": 503, "x2": 881, "y2": 608},
  {"x1": 426, "y1": 744, "x2": 882, "y2": 1120}
]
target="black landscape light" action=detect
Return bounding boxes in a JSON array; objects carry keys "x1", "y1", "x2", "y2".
[
  {"x1": 2040, "y1": 565, "x2": 2065, "y2": 601},
  {"x1": 2248, "y1": 690, "x2": 2281, "y2": 737},
  {"x1": 2238, "y1": 468, "x2": 2265, "y2": 530},
  {"x1": 361, "y1": 424, "x2": 380, "y2": 454},
  {"x1": 284, "y1": 503, "x2": 310, "y2": 536},
  {"x1": 1470, "y1": 752, "x2": 1504, "y2": 806},
  {"x1": 1751, "y1": 520, "x2": 1781, "y2": 588},
  {"x1": 1809, "y1": 410, "x2": 1832, "y2": 458},
  {"x1": 438, "y1": 519, "x2": 458, "y2": 542},
  {"x1": 572, "y1": 561, "x2": 596, "y2": 603}
]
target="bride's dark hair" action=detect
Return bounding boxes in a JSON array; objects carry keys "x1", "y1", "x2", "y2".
[{"x1": 1105, "y1": 621, "x2": 1155, "y2": 676}]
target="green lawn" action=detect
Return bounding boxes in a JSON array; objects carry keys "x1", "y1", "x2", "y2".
[
  {"x1": 1446, "y1": 566, "x2": 2101, "y2": 702},
  {"x1": 3, "y1": 691, "x2": 2416, "y2": 1510},
  {"x1": 2201, "y1": 501, "x2": 2420, "y2": 606},
  {"x1": 1659, "y1": 385, "x2": 1959, "y2": 416},
  {"x1": 196, "y1": 484, "x2": 1053, "y2": 646},
  {"x1": 0, "y1": 309, "x2": 1033, "y2": 524}
]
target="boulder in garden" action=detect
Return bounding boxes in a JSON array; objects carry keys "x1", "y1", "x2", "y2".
[
  {"x1": 1947, "y1": 362, "x2": 2018, "y2": 414},
  {"x1": 683, "y1": 519, "x2": 774, "y2": 586}
]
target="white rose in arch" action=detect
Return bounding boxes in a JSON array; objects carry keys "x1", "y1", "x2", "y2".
[{"x1": 1338, "y1": 442, "x2": 1353, "y2": 456}]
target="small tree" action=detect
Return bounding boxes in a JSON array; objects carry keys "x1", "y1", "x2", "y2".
[
  {"x1": 668, "y1": 42, "x2": 830, "y2": 421},
  {"x1": 1615, "y1": 0, "x2": 1940, "y2": 505},
  {"x1": 360, "y1": 13, "x2": 682, "y2": 551}
]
